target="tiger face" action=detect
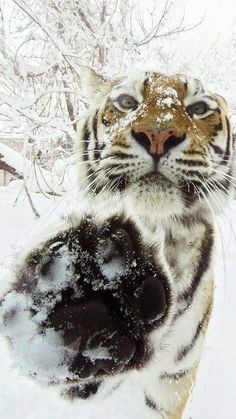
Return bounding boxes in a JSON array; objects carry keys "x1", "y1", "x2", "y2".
[{"x1": 78, "y1": 69, "x2": 235, "y2": 221}]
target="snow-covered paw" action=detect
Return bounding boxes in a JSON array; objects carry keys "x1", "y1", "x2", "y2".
[{"x1": 0, "y1": 214, "x2": 170, "y2": 393}]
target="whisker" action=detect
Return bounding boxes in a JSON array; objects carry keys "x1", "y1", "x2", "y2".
[
  {"x1": 194, "y1": 177, "x2": 228, "y2": 283},
  {"x1": 195, "y1": 174, "x2": 232, "y2": 283},
  {"x1": 211, "y1": 169, "x2": 236, "y2": 189}
]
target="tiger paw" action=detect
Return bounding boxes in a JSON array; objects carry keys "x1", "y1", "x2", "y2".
[{"x1": 0, "y1": 214, "x2": 170, "y2": 386}]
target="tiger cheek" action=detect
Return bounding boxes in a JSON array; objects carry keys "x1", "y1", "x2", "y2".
[
  {"x1": 102, "y1": 104, "x2": 124, "y2": 127},
  {"x1": 185, "y1": 111, "x2": 225, "y2": 155},
  {"x1": 111, "y1": 133, "x2": 130, "y2": 148},
  {"x1": 187, "y1": 123, "x2": 210, "y2": 153}
]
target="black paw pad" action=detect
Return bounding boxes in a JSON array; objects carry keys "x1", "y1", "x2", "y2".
[
  {"x1": 136, "y1": 276, "x2": 167, "y2": 323},
  {"x1": 48, "y1": 299, "x2": 111, "y2": 346},
  {"x1": 71, "y1": 331, "x2": 135, "y2": 378},
  {"x1": 48, "y1": 298, "x2": 136, "y2": 378}
]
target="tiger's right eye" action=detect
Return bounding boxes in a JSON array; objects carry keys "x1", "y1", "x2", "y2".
[
  {"x1": 186, "y1": 101, "x2": 209, "y2": 117},
  {"x1": 116, "y1": 94, "x2": 138, "y2": 110}
]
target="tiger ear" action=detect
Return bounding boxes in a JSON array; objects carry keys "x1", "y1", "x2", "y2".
[{"x1": 79, "y1": 66, "x2": 107, "y2": 103}]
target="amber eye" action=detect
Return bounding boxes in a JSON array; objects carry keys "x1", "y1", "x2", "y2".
[
  {"x1": 116, "y1": 94, "x2": 138, "y2": 110},
  {"x1": 187, "y1": 101, "x2": 209, "y2": 116}
]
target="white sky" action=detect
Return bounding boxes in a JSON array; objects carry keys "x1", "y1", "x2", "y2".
[
  {"x1": 136, "y1": 0, "x2": 236, "y2": 105},
  {"x1": 138, "y1": 0, "x2": 236, "y2": 53},
  {"x1": 172, "y1": 0, "x2": 235, "y2": 54}
]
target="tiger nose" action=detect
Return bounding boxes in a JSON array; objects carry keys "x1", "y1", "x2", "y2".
[{"x1": 133, "y1": 127, "x2": 179, "y2": 157}]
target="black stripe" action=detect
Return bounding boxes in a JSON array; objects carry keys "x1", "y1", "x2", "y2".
[
  {"x1": 209, "y1": 141, "x2": 224, "y2": 155},
  {"x1": 143, "y1": 77, "x2": 149, "y2": 91},
  {"x1": 107, "y1": 175, "x2": 127, "y2": 191},
  {"x1": 213, "y1": 121, "x2": 223, "y2": 135},
  {"x1": 233, "y1": 133, "x2": 236, "y2": 151},
  {"x1": 82, "y1": 121, "x2": 97, "y2": 185},
  {"x1": 176, "y1": 158, "x2": 208, "y2": 167},
  {"x1": 110, "y1": 142, "x2": 130, "y2": 149},
  {"x1": 223, "y1": 116, "x2": 231, "y2": 162},
  {"x1": 208, "y1": 179, "x2": 230, "y2": 195},
  {"x1": 177, "y1": 223, "x2": 214, "y2": 305},
  {"x1": 160, "y1": 369, "x2": 188, "y2": 380},
  {"x1": 82, "y1": 121, "x2": 90, "y2": 160},
  {"x1": 145, "y1": 394, "x2": 169, "y2": 417},
  {"x1": 106, "y1": 152, "x2": 134, "y2": 159},
  {"x1": 181, "y1": 181, "x2": 202, "y2": 207},
  {"x1": 176, "y1": 304, "x2": 211, "y2": 362},
  {"x1": 180, "y1": 168, "x2": 207, "y2": 176},
  {"x1": 172, "y1": 305, "x2": 189, "y2": 321},
  {"x1": 145, "y1": 395, "x2": 157, "y2": 411},
  {"x1": 65, "y1": 381, "x2": 100, "y2": 399},
  {"x1": 183, "y1": 150, "x2": 204, "y2": 156},
  {"x1": 219, "y1": 169, "x2": 234, "y2": 195},
  {"x1": 92, "y1": 110, "x2": 100, "y2": 160}
]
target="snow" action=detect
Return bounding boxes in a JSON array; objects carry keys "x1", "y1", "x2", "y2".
[
  {"x1": 0, "y1": 290, "x2": 74, "y2": 384},
  {"x1": 36, "y1": 244, "x2": 75, "y2": 293},
  {"x1": 83, "y1": 344, "x2": 113, "y2": 362},
  {"x1": 0, "y1": 143, "x2": 77, "y2": 194},
  {"x1": 96, "y1": 238, "x2": 126, "y2": 284},
  {"x1": 0, "y1": 143, "x2": 25, "y2": 175},
  {"x1": 0, "y1": 186, "x2": 236, "y2": 418}
]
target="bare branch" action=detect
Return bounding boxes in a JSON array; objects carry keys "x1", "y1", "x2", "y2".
[
  {"x1": 12, "y1": 0, "x2": 79, "y2": 77},
  {"x1": 23, "y1": 182, "x2": 40, "y2": 218},
  {"x1": 0, "y1": 154, "x2": 23, "y2": 178}
]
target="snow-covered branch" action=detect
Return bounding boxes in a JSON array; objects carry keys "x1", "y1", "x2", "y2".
[
  {"x1": 0, "y1": 142, "x2": 76, "y2": 195},
  {"x1": 0, "y1": 143, "x2": 23, "y2": 179}
]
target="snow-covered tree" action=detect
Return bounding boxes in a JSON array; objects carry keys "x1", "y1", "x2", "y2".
[{"x1": 0, "y1": 0, "x2": 193, "y2": 180}]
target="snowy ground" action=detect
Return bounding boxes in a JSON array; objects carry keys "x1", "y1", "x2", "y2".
[{"x1": 0, "y1": 185, "x2": 235, "y2": 419}]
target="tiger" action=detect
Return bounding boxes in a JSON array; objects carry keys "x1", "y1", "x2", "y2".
[
  {"x1": 0, "y1": 68, "x2": 235, "y2": 419},
  {"x1": 74, "y1": 68, "x2": 235, "y2": 417}
]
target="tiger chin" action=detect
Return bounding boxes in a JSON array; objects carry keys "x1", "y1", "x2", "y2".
[{"x1": 0, "y1": 68, "x2": 235, "y2": 419}]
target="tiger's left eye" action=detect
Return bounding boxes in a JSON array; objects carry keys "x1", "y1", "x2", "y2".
[
  {"x1": 187, "y1": 101, "x2": 209, "y2": 116},
  {"x1": 116, "y1": 94, "x2": 138, "y2": 110}
]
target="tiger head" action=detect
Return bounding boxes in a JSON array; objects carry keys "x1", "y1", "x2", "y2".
[{"x1": 77, "y1": 68, "x2": 235, "y2": 223}]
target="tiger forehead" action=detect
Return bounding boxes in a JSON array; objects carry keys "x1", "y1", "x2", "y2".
[
  {"x1": 141, "y1": 74, "x2": 187, "y2": 103},
  {"x1": 108, "y1": 72, "x2": 196, "y2": 106}
]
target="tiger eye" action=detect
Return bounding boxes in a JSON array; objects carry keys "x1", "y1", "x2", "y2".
[
  {"x1": 116, "y1": 94, "x2": 138, "y2": 110},
  {"x1": 186, "y1": 101, "x2": 209, "y2": 116}
]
